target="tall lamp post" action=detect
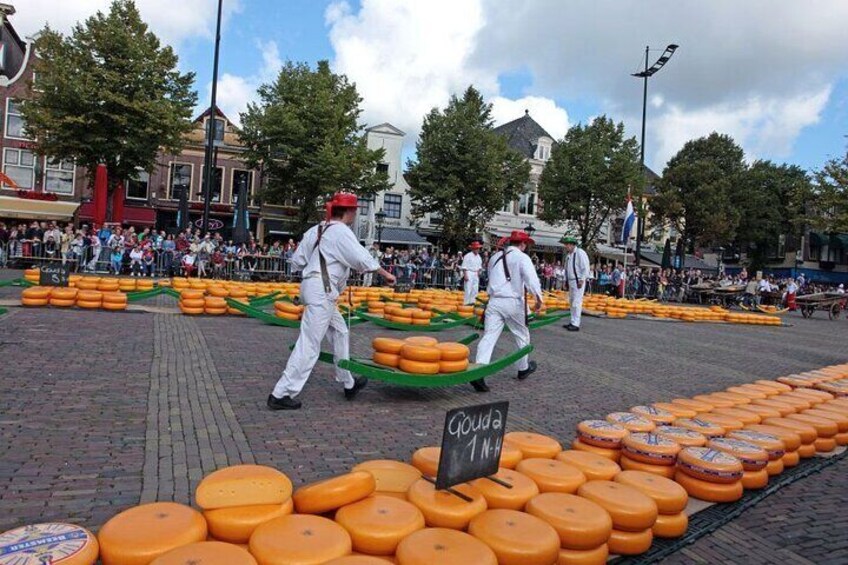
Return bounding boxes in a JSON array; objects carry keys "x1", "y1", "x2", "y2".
[
  {"x1": 375, "y1": 208, "x2": 386, "y2": 246},
  {"x1": 201, "y1": 0, "x2": 224, "y2": 234},
  {"x1": 631, "y1": 43, "x2": 678, "y2": 266}
]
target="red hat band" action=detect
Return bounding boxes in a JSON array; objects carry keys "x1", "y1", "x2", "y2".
[{"x1": 508, "y1": 230, "x2": 534, "y2": 246}]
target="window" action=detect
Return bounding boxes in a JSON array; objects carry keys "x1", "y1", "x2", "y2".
[
  {"x1": 501, "y1": 200, "x2": 514, "y2": 214},
  {"x1": 44, "y1": 157, "x2": 75, "y2": 194},
  {"x1": 376, "y1": 163, "x2": 389, "y2": 175},
  {"x1": 2, "y1": 148, "x2": 35, "y2": 190},
  {"x1": 383, "y1": 193, "x2": 402, "y2": 219},
  {"x1": 206, "y1": 118, "x2": 225, "y2": 142},
  {"x1": 536, "y1": 143, "x2": 551, "y2": 161},
  {"x1": 428, "y1": 212, "x2": 442, "y2": 225},
  {"x1": 518, "y1": 192, "x2": 536, "y2": 215},
  {"x1": 169, "y1": 163, "x2": 192, "y2": 200},
  {"x1": 232, "y1": 169, "x2": 253, "y2": 205},
  {"x1": 0, "y1": 44, "x2": 6, "y2": 74},
  {"x1": 126, "y1": 170, "x2": 150, "y2": 200},
  {"x1": 200, "y1": 166, "x2": 224, "y2": 203},
  {"x1": 5, "y1": 99, "x2": 29, "y2": 140},
  {"x1": 357, "y1": 197, "x2": 370, "y2": 217}
]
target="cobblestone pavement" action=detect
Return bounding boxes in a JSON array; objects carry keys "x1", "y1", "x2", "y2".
[{"x1": 1, "y1": 271, "x2": 847, "y2": 563}]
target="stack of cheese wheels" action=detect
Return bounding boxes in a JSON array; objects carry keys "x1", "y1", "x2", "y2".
[
  {"x1": 351, "y1": 459, "x2": 421, "y2": 500},
  {"x1": 384, "y1": 305, "x2": 414, "y2": 324},
  {"x1": 395, "y1": 528, "x2": 497, "y2": 565},
  {"x1": 515, "y1": 458, "x2": 587, "y2": 494},
  {"x1": 556, "y1": 450, "x2": 622, "y2": 481},
  {"x1": 746, "y1": 423, "x2": 802, "y2": 468},
  {"x1": 694, "y1": 412, "x2": 745, "y2": 433},
  {"x1": 366, "y1": 300, "x2": 385, "y2": 315},
  {"x1": 102, "y1": 292, "x2": 128, "y2": 311},
  {"x1": 526, "y1": 493, "x2": 612, "y2": 565},
  {"x1": 292, "y1": 471, "x2": 376, "y2": 515},
  {"x1": 808, "y1": 403, "x2": 848, "y2": 446},
  {"x1": 672, "y1": 417, "x2": 725, "y2": 439},
  {"x1": 250, "y1": 515, "x2": 352, "y2": 564},
  {"x1": 727, "y1": 429, "x2": 787, "y2": 476},
  {"x1": 785, "y1": 412, "x2": 839, "y2": 452},
  {"x1": 456, "y1": 304, "x2": 476, "y2": 318},
  {"x1": 179, "y1": 289, "x2": 205, "y2": 315},
  {"x1": 0, "y1": 522, "x2": 99, "y2": 565},
  {"x1": 606, "y1": 412, "x2": 656, "y2": 433},
  {"x1": 76, "y1": 289, "x2": 103, "y2": 309},
  {"x1": 49, "y1": 287, "x2": 78, "y2": 307},
  {"x1": 573, "y1": 420, "x2": 628, "y2": 461},
  {"x1": 761, "y1": 416, "x2": 818, "y2": 458},
  {"x1": 614, "y1": 471, "x2": 689, "y2": 539},
  {"x1": 335, "y1": 495, "x2": 425, "y2": 556},
  {"x1": 655, "y1": 426, "x2": 708, "y2": 447},
  {"x1": 710, "y1": 407, "x2": 762, "y2": 425},
  {"x1": 576, "y1": 481, "x2": 658, "y2": 556},
  {"x1": 196, "y1": 465, "x2": 294, "y2": 546},
  {"x1": 670, "y1": 398, "x2": 714, "y2": 414},
  {"x1": 372, "y1": 337, "x2": 405, "y2": 368},
  {"x1": 151, "y1": 541, "x2": 257, "y2": 564},
  {"x1": 653, "y1": 402, "x2": 698, "y2": 419},
  {"x1": 97, "y1": 502, "x2": 207, "y2": 565},
  {"x1": 137, "y1": 278, "x2": 156, "y2": 291},
  {"x1": 406, "y1": 479, "x2": 488, "y2": 529},
  {"x1": 274, "y1": 300, "x2": 304, "y2": 321},
  {"x1": 630, "y1": 405, "x2": 676, "y2": 425},
  {"x1": 435, "y1": 342, "x2": 471, "y2": 373},
  {"x1": 620, "y1": 433, "x2": 681, "y2": 479},
  {"x1": 75, "y1": 277, "x2": 99, "y2": 290},
  {"x1": 707, "y1": 437, "x2": 770, "y2": 489},
  {"x1": 470, "y1": 468, "x2": 540, "y2": 510},
  {"x1": 399, "y1": 336, "x2": 441, "y2": 374},
  {"x1": 674, "y1": 447, "x2": 744, "y2": 503},
  {"x1": 97, "y1": 278, "x2": 120, "y2": 293},
  {"x1": 204, "y1": 296, "x2": 228, "y2": 316},
  {"x1": 468, "y1": 509, "x2": 560, "y2": 565},
  {"x1": 504, "y1": 431, "x2": 562, "y2": 459},
  {"x1": 409, "y1": 308, "x2": 433, "y2": 326},
  {"x1": 23, "y1": 267, "x2": 40, "y2": 283}
]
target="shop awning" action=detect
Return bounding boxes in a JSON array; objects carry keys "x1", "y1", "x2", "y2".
[
  {"x1": 595, "y1": 243, "x2": 635, "y2": 263},
  {"x1": 829, "y1": 233, "x2": 848, "y2": 249},
  {"x1": 0, "y1": 194, "x2": 79, "y2": 221},
  {"x1": 376, "y1": 227, "x2": 429, "y2": 246},
  {"x1": 809, "y1": 232, "x2": 826, "y2": 246},
  {"x1": 262, "y1": 218, "x2": 297, "y2": 236}
]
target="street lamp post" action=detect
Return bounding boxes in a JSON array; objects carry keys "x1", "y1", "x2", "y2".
[
  {"x1": 375, "y1": 208, "x2": 386, "y2": 246},
  {"x1": 632, "y1": 44, "x2": 678, "y2": 266},
  {"x1": 201, "y1": 0, "x2": 224, "y2": 235}
]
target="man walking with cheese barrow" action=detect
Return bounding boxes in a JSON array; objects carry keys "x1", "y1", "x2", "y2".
[
  {"x1": 268, "y1": 192, "x2": 396, "y2": 410},
  {"x1": 561, "y1": 235, "x2": 590, "y2": 332},
  {"x1": 461, "y1": 241, "x2": 483, "y2": 305},
  {"x1": 470, "y1": 230, "x2": 543, "y2": 392}
]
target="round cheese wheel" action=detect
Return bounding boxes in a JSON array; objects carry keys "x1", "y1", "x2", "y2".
[
  {"x1": 576, "y1": 420, "x2": 629, "y2": 449},
  {"x1": 814, "y1": 437, "x2": 836, "y2": 452},
  {"x1": 785, "y1": 413, "x2": 838, "y2": 437},
  {"x1": 726, "y1": 430, "x2": 785, "y2": 460},
  {"x1": 395, "y1": 528, "x2": 497, "y2": 565},
  {"x1": 778, "y1": 375, "x2": 820, "y2": 388},
  {"x1": 180, "y1": 305, "x2": 204, "y2": 315},
  {"x1": 576, "y1": 480, "x2": 658, "y2": 532},
  {"x1": 372, "y1": 352, "x2": 400, "y2": 367},
  {"x1": 98, "y1": 502, "x2": 207, "y2": 565},
  {"x1": 708, "y1": 438, "x2": 768, "y2": 471},
  {"x1": 571, "y1": 438, "x2": 621, "y2": 462},
  {"x1": 499, "y1": 443, "x2": 523, "y2": 469},
  {"x1": 654, "y1": 426, "x2": 707, "y2": 447},
  {"x1": 735, "y1": 404, "x2": 782, "y2": 420},
  {"x1": 709, "y1": 392, "x2": 752, "y2": 405},
  {"x1": 50, "y1": 288, "x2": 77, "y2": 300},
  {"x1": 406, "y1": 479, "x2": 487, "y2": 530},
  {"x1": 411, "y1": 309, "x2": 432, "y2": 320},
  {"x1": 673, "y1": 471, "x2": 743, "y2": 503},
  {"x1": 22, "y1": 286, "x2": 52, "y2": 299},
  {"x1": 772, "y1": 394, "x2": 812, "y2": 410},
  {"x1": 835, "y1": 431, "x2": 848, "y2": 446},
  {"x1": 782, "y1": 450, "x2": 800, "y2": 467},
  {"x1": 50, "y1": 298, "x2": 76, "y2": 307},
  {"x1": 372, "y1": 338, "x2": 405, "y2": 354},
  {"x1": 196, "y1": 465, "x2": 293, "y2": 510},
  {"x1": 621, "y1": 433, "x2": 680, "y2": 466},
  {"x1": 351, "y1": 460, "x2": 421, "y2": 495},
  {"x1": 671, "y1": 398, "x2": 713, "y2": 413},
  {"x1": 755, "y1": 379, "x2": 792, "y2": 392},
  {"x1": 103, "y1": 302, "x2": 128, "y2": 311},
  {"x1": 400, "y1": 344, "x2": 441, "y2": 363},
  {"x1": 630, "y1": 406, "x2": 675, "y2": 425},
  {"x1": 326, "y1": 557, "x2": 394, "y2": 565},
  {"x1": 526, "y1": 493, "x2": 612, "y2": 550},
  {"x1": 555, "y1": 451, "x2": 621, "y2": 481},
  {"x1": 606, "y1": 413, "x2": 655, "y2": 433},
  {"x1": 439, "y1": 359, "x2": 469, "y2": 373},
  {"x1": 695, "y1": 413, "x2": 745, "y2": 432},
  {"x1": 335, "y1": 496, "x2": 425, "y2": 555},
  {"x1": 504, "y1": 432, "x2": 562, "y2": 459},
  {"x1": 726, "y1": 386, "x2": 767, "y2": 400},
  {"x1": 606, "y1": 528, "x2": 653, "y2": 556},
  {"x1": 652, "y1": 512, "x2": 688, "y2": 539},
  {"x1": 411, "y1": 447, "x2": 440, "y2": 477},
  {"x1": 180, "y1": 299, "x2": 205, "y2": 309},
  {"x1": 711, "y1": 408, "x2": 760, "y2": 425},
  {"x1": 0, "y1": 522, "x2": 99, "y2": 565},
  {"x1": 515, "y1": 458, "x2": 587, "y2": 494},
  {"x1": 676, "y1": 447, "x2": 743, "y2": 484},
  {"x1": 557, "y1": 544, "x2": 609, "y2": 565},
  {"x1": 470, "y1": 468, "x2": 539, "y2": 510},
  {"x1": 249, "y1": 515, "x2": 351, "y2": 565},
  {"x1": 151, "y1": 541, "x2": 257, "y2": 564},
  {"x1": 693, "y1": 394, "x2": 734, "y2": 408},
  {"x1": 76, "y1": 300, "x2": 102, "y2": 309},
  {"x1": 404, "y1": 336, "x2": 438, "y2": 347},
  {"x1": 435, "y1": 342, "x2": 470, "y2": 361},
  {"x1": 293, "y1": 471, "x2": 376, "y2": 514},
  {"x1": 673, "y1": 418, "x2": 725, "y2": 438},
  {"x1": 398, "y1": 359, "x2": 440, "y2": 374},
  {"x1": 816, "y1": 403, "x2": 848, "y2": 419},
  {"x1": 101, "y1": 292, "x2": 125, "y2": 306},
  {"x1": 797, "y1": 443, "x2": 817, "y2": 458},
  {"x1": 751, "y1": 399, "x2": 797, "y2": 416},
  {"x1": 788, "y1": 388, "x2": 834, "y2": 402},
  {"x1": 205, "y1": 307, "x2": 227, "y2": 315},
  {"x1": 653, "y1": 402, "x2": 697, "y2": 419},
  {"x1": 181, "y1": 289, "x2": 205, "y2": 299},
  {"x1": 468, "y1": 509, "x2": 560, "y2": 565},
  {"x1": 741, "y1": 469, "x2": 769, "y2": 490},
  {"x1": 619, "y1": 456, "x2": 676, "y2": 478},
  {"x1": 613, "y1": 471, "x2": 688, "y2": 514},
  {"x1": 762, "y1": 418, "x2": 817, "y2": 444},
  {"x1": 765, "y1": 457, "x2": 785, "y2": 476},
  {"x1": 204, "y1": 500, "x2": 293, "y2": 543},
  {"x1": 745, "y1": 424, "x2": 802, "y2": 450},
  {"x1": 781, "y1": 391, "x2": 826, "y2": 406},
  {"x1": 738, "y1": 384, "x2": 781, "y2": 397}
]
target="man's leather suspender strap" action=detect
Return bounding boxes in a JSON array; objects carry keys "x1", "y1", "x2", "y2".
[
  {"x1": 491, "y1": 249, "x2": 511, "y2": 281},
  {"x1": 315, "y1": 223, "x2": 333, "y2": 295}
]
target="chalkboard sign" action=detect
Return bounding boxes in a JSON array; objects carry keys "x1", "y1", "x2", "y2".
[
  {"x1": 435, "y1": 401, "x2": 509, "y2": 490},
  {"x1": 39, "y1": 263, "x2": 70, "y2": 287}
]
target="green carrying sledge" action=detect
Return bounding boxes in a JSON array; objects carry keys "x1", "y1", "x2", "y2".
[
  {"x1": 226, "y1": 297, "x2": 369, "y2": 328},
  {"x1": 125, "y1": 287, "x2": 167, "y2": 302},
  {"x1": 355, "y1": 311, "x2": 472, "y2": 332}
]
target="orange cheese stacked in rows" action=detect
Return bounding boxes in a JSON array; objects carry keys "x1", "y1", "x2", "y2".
[
  {"x1": 372, "y1": 336, "x2": 470, "y2": 374},
  {"x1": 21, "y1": 286, "x2": 127, "y2": 311},
  {"x1": 273, "y1": 300, "x2": 304, "y2": 321}
]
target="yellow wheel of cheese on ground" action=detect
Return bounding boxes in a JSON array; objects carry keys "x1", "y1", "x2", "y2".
[
  {"x1": 652, "y1": 512, "x2": 688, "y2": 539},
  {"x1": 395, "y1": 528, "x2": 497, "y2": 565},
  {"x1": 711, "y1": 408, "x2": 760, "y2": 425},
  {"x1": 22, "y1": 286, "x2": 52, "y2": 299},
  {"x1": 102, "y1": 292, "x2": 127, "y2": 305},
  {"x1": 435, "y1": 342, "x2": 470, "y2": 361},
  {"x1": 398, "y1": 359, "x2": 440, "y2": 374},
  {"x1": 710, "y1": 392, "x2": 752, "y2": 405},
  {"x1": 755, "y1": 379, "x2": 792, "y2": 392},
  {"x1": 180, "y1": 305, "x2": 204, "y2": 315},
  {"x1": 196, "y1": 465, "x2": 293, "y2": 510},
  {"x1": 606, "y1": 528, "x2": 653, "y2": 556},
  {"x1": 745, "y1": 424, "x2": 801, "y2": 450},
  {"x1": 515, "y1": 458, "x2": 587, "y2": 494},
  {"x1": 411, "y1": 447, "x2": 440, "y2": 476},
  {"x1": 835, "y1": 431, "x2": 848, "y2": 446},
  {"x1": 49, "y1": 298, "x2": 76, "y2": 307},
  {"x1": 765, "y1": 458, "x2": 785, "y2": 476},
  {"x1": 557, "y1": 544, "x2": 609, "y2": 565},
  {"x1": 761, "y1": 418, "x2": 817, "y2": 444},
  {"x1": 673, "y1": 471, "x2": 743, "y2": 503},
  {"x1": 738, "y1": 384, "x2": 781, "y2": 397},
  {"x1": 736, "y1": 404, "x2": 782, "y2": 420},
  {"x1": 468, "y1": 509, "x2": 560, "y2": 565},
  {"x1": 652, "y1": 402, "x2": 697, "y2": 419},
  {"x1": 676, "y1": 447, "x2": 743, "y2": 484},
  {"x1": 372, "y1": 337, "x2": 405, "y2": 354},
  {"x1": 351, "y1": 460, "x2": 421, "y2": 495},
  {"x1": 654, "y1": 426, "x2": 707, "y2": 447},
  {"x1": 785, "y1": 413, "x2": 838, "y2": 437},
  {"x1": 555, "y1": 451, "x2": 621, "y2": 481},
  {"x1": 439, "y1": 359, "x2": 469, "y2": 373},
  {"x1": 576, "y1": 480, "x2": 658, "y2": 532},
  {"x1": 606, "y1": 412, "x2": 655, "y2": 433},
  {"x1": 571, "y1": 438, "x2": 621, "y2": 462},
  {"x1": 335, "y1": 496, "x2": 425, "y2": 555},
  {"x1": 181, "y1": 298, "x2": 206, "y2": 308},
  {"x1": 693, "y1": 394, "x2": 733, "y2": 408},
  {"x1": 470, "y1": 468, "x2": 539, "y2": 510},
  {"x1": 671, "y1": 398, "x2": 714, "y2": 413},
  {"x1": 576, "y1": 420, "x2": 629, "y2": 449},
  {"x1": 208, "y1": 287, "x2": 229, "y2": 297},
  {"x1": 695, "y1": 413, "x2": 745, "y2": 433},
  {"x1": 673, "y1": 418, "x2": 725, "y2": 438},
  {"x1": 726, "y1": 386, "x2": 767, "y2": 400},
  {"x1": 50, "y1": 288, "x2": 78, "y2": 300},
  {"x1": 0, "y1": 522, "x2": 99, "y2": 565},
  {"x1": 621, "y1": 433, "x2": 680, "y2": 466},
  {"x1": 751, "y1": 398, "x2": 797, "y2": 416},
  {"x1": 372, "y1": 352, "x2": 400, "y2": 367},
  {"x1": 97, "y1": 502, "x2": 207, "y2": 565},
  {"x1": 782, "y1": 450, "x2": 801, "y2": 468},
  {"x1": 180, "y1": 289, "x2": 205, "y2": 300},
  {"x1": 499, "y1": 443, "x2": 523, "y2": 469},
  {"x1": 293, "y1": 471, "x2": 376, "y2": 514},
  {"x1": 406, "y1": 479, "x2": 487, "y2": 530},
  {"x1": 630, "y1": 406, "x2": 675, "y2": 425},
  {"x1": 504, "y1": 431, "x2": 563, "y2": 458},
  {"x1": 249, "y1": 515, "x2": 351, "y2": 565},
  {"x1": 781, "y1": 391, "x2": 826, "y2": 406},
  {"x1": 525, "y1": 493, "x2": 612, "y2": 550},
  {"x1": 707, "y1": 438, "x2": 769, "y2": 471},
  {"x1": 727, "y1": 430, "x2": 785, "y2": 460},
  {"x1": 797, "y1": 443, "x2": 817, "y2": 458},
  {"x1": 741, "y1": 469, "x2": 769, "y2": 490},
  {"x1": 76, "y1": 300, "x2": 102, "y2": 309},
  {"x1": 787, "y1": 388, "x2": 834, "y2": 402},
  {"x1": 772, "y1": 394, "x2": 812, "y2": 410},
  {"x1": 204, "y1": 500, "x2": 293, "y2": 543},
  {"x1": 804, "y1": 409, "x2": 848, "y2": 432},
  {"x1": 103, "y1": 302, "x2": 127, "y2": 311},
  {"x1": 613, "y1": 471, "x2": 688, "y2": 514},
  {"x1": 325, "y1": 556, "x2": 394, "y2": 564},
  {"x1": 77, "y1": 291, "x2": 104, "y2": 303},
  {"x1": 205, "y1": 297, "x2": 227, "y2": 309},
  {"x1": 814, "y1": 437, "x2": 836, "y2": 452},
  {"x1": 151, "y1": 541, "x2": 257, "y2": 564},
  {"x1": 404, "y1": 336, "x2": 438, "y2": 347},
  {"x1": 619, "y1": 456, "x2": 676, "y2": 478}
]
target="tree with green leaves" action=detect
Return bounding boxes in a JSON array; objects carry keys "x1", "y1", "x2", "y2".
[
  {"x1": 799, "y1": 149, "x2": 848, "y2": 234},
  {"x1": 650, "y1": 133, "x2": 746, "y2": 251},
  {"x1": 406, "y1": 87, "x2": 530, "y2": 249},
  {"x1": 22, "y1": 0, "x2": 196, "y2": 190},
  {"x1": 537, "y1": 116, "x2": 642, "y2": 249},
  {"x1": 239, "y1": 60, "x2": 388, "y2": 234}
]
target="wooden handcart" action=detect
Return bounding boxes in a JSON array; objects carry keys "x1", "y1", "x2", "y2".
[{"x1": 795, "y1": 292, "x2": 846, "y2": 320}]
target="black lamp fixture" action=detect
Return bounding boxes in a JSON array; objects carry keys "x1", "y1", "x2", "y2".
[
  {"x1": 524, "y1": 222, "x2": 536, "y2": 237},
  {"x1": 375, "y1": 208, "x2": 386, "y2": 245}
]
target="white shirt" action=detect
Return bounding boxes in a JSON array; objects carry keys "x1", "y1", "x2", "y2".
[
  {"x1": 461, "y1": 252, "x2": 482, "y2": 276},
  {"x1": 758, "y1": 279, "x2": 771, "y2": 292},
  {"x1": 485, "y1": 246, "x2": 542, "y2": 300},
  {"x1": 565, "y1": 248, "x2": 590, "y2": 284},
  {"x1": 294, "y1": 221, "x2": 380, "y2": 292}
]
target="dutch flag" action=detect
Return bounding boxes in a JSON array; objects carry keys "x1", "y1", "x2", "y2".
[{"x1": 621, "y1": 195, "x2": 635, "y2": 245}]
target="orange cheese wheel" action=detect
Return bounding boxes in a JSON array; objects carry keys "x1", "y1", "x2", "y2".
[
  {"x1": 411, "y1": 447, "x2": 440, "y2": 476},
  {"x1": 526, "y1": 493, "x2": 612, "y2": 550},
  {"x1": 606, "y1": 412, "x2": 655, "y2": 433},
  {"x1": 672, "y1": 418, "x2": 725, "y2": 438},
  {"x1": 710, "y1": 392, "x2": 752, "y2": 405},
  {"x1": 788, "y1": 388, "x2": 835, "y2": 402},
  {"x1": 181, "y1": 289, "x2": 205, "y2": 299},
  {"x1": 398, "y1": 359, "x2": 440, "y2": 374},
  {"x1": 619, "y1": 456, "x2": 676, "y2": 479},
  {"x1": 765, "y1": 458, "x2": 785, "y2": 476},
  {"x1": 816, "y1": 404, "x2": 848, "y2": 420},
  {"x1": 711, "y1": 408, "x2": 760, "y2": 425},
  {"x1": 818, "y1": 383, "x2": 848, "y2": 397},
  {"x1": 571, "y1": 438, "x2": 621, "y2": 462},
  {"x1": 204, "y1": 500, "x2": 293, "y2": 543},
  {"x1": 671, "y1": 398, "x2": 714, "y2": 413},
  {"x1": 735, "y1": 404, "x2": 782, "y2": 420},
  {"x1": 351, "y1": 460, "x2": 422, "y2": 494},
  {"x1": 49, "y1": 298, "x2": 76, "y2": 307},
  {"x1": 654, "y1": 426, "x2": 707, "y2": 447},
  {"x1": 772, "y1": 394, "x2": 813, "y2": 410},
  {"x1": 694, "y1": 413, "x2": 744, "y2": 432},
  {"x1": 395, "y1": 528, "x2": 497, "y2": 565},
  {"x1": 741, "y1": 469, "x2": 769, "y2": 490},
  {"x1": 208, "y1": 287, "x2": 229, "y2": 297},
  {"x1": 151, "y1": 541, "x2": 257, "y2": 564},
  {"x1": 676, "y1": 447, "x2": 743, "y2": 484},
  {"x1": 404, "y1": 336, "x2": 438, "y2": 347},
  {"x1": 727, "y1": 430, "x2": 785, "y2": 460},
  {"x1": 181, "y1": 298, "x2": 206, "y2": 308},
  {"x1": 274, "y1": 301, "x2": 303, "y2": 314},
  {"x1": 755, "y1": 379, "x2": 792, "y2": 392},
  {"x1": 0, "y1": 522, "x2": 99, "y2": 565},
  {"x1": 275, "y1": 311, "x2": 301, "y2": 321},
  {"x1": 761, "y1": 418, "x2": 817, "y2": 444},
  {"x1": 557, "y1": 544, "x2": 609, "y2": 565},
  {"x1": 785, "y1": 413, "x2": 838, "y2": 437},
  {"x1": 673, "y1": 471, "x2": 743, "y2": 503},
  {"x1": 439, "y1": 359, "x2": 469, "y2": 373},
  {"x1": 576, "y1": 480, "x2": 658, "y2": 532},
  {"x1": 22, "y1": 286, "x2": 52, "y2": 299},
  {"x1": 372, "y1": 352, "x2": 400, "y2": 367},
  {"x1": 738, "y1": 384, "x2": 781, "y2": 397},
  {"x1": 435, "y1": 342, "x2": 470, "y2": 361},
  {"x1": 575, "y1": 420, "x2": 629, "y2": 449},
  {"x1": 335, "y1": 496, "x2": 425, "y2": 555},
  {"x1": 630, "y1": 406, "x2": 675, "y2": 425},
  {"x1": 411, "y1": 318, "x2": 431, "y2": 326},
  {"x1": 101, "y1": 292, "x2": 127, "y2": 305},
  {"x1": 555, "y1": 451, "x2": 621, "y2": 481},
  {"x1": 606, "y1": 528, "x2": 653, "y2": 556},
  {"x1": 797, "y1": 443, "x2": 817, "y2": 458},
  {"x1": 205, "y1": 307, "x2": 227, "y2": 315},
  {"x1": 707, "y1": 438, "x2": 768, "y2": 471},
  {"x1": 410, "y1": 309, "x2": 432, "y2": 320},
  {"x1": 103, "y1": 302, "x2": 128, "y2": 311},
  {"x1": 515, "y1": 458, "x2": 587, "y2": 494},
  {"x1": 249, "y1": 515, "x2": 351, "y2": 565},
  {"x1": 504, "y1": 431, "x2": 563, "y2": 458},
  {"x1": 814, "y1": 437, "x2": 836, "y2": 452},
  {"x1": 470, "y1": 468, "x2": 539, "y2": 510},
  {"x1": 76, "y1": 300, "x2": 102, "y2": 309},
  {"x1": 406, "y1": 479, "x2": 487, "y2": 530},
  {"x1": 726, "y1": 386, "x2": 767, "y2": 400},
  {"x1": 468, "y1": 509, "x2": 560, "y2": 565},
  {"x1": 782, "y1": 390, "x2": 828, "y2": 405},
  {"x1": 196, "y1": 465, "x2": 293, "y2": 510},
  {"x1": 751, "y1": 398, "x2": 797, "y2": 416},
  {"x1": 180, "y1": 305, "x2": 204, "y2": 315},
  {"x1": 499, "y1": 443, "x2": 523, "y2": 469},
  {"x1": 372, "y1": 338, "x2": 405, "y2": 354},
  {"x1": 613, "y1": 471, "x2": 688, "y2": 514},
  {"x1": 836, "y1": 432, "x2": 848, "y2": 446},
  {"x1": 98, "y1": 502, "x2": 207, "y2": 565},
  {"x1": 293, "y1": 471, "x2": 376, "y2": 514},
  {"x1": 621, "y1": 433, "x2": 680, "y2": 466},
  {"x1": 652, "y1": 512, "x2": 688, "y2": 539},
  {"x1": 693, "y1": 394, "x2": 733, "y2": 408},
  {"x1": 326, "y1": 557, "x2": 394, "y2": 565},
  {"x1": 652, "y1": 402, "x2": 697, "y2": 419}
]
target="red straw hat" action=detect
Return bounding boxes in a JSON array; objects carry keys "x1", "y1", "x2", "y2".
[
  {"x1": 468, "y1": 241, "x2": 483, "y2": 250},
  {"x1": 508, "y1": 230, "x2": 534, "y2": 246},
  {"x1": 326, "y1": 192, "x2": 359, "y2": 219}
]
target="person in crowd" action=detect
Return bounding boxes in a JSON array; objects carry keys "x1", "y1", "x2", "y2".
[
  {"x1": 561, "y1": 235, "x2": 591, "y2": 331},
  {"x1": 111, "y1": 245, "x2": 124, "y2": 275},
  {"x1": 142, "y1": 245, "x2": 156, "y2": 276},
  {"x1": 211, "y1": 246, "x2": 226, "y2": 279},
  {"x1": 162, "y1": 234, "x2": 176, "y2": 276},
  {"x1": 129, "y1": 244, "x2": 144, "y2": 276},
  {"x1": 460, "y1": 241, "x2": 483, "y2": 305},
  {"x1": 363, "y1": 242, "x2": 382, "y2": 287},
  {"x1": 182, "y1": 249, "x2": 197, "y2": 277},
  {"x1": 97, "y1": 223, "x2": 112, "y2": 246},
  {"x1": 43, "y1": 235, "x2": 58, "y2": 260},
  {"x1": 611, "y1": 262, "x2": 623, "y2": 297},
  {"x1": 60, "y1": 225, "x2": 73, "y2": 264},
  {"x1": 87, "y1": 231, "x2": 102, "y2": 272}
]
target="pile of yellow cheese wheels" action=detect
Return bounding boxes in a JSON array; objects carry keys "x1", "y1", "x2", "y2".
[
  {"x1": 372, "y1": 336, "x2": 470, "y2": 374},
  {"x1": 178, "y1": 289, "x2": 233, "y2": 316},
  {"x1": 382, "y1": 305, "x2": 435, "y2": 325},
  {"x1": 20, "y1": 285, "x2": 128, "y2": 311},
  {"x1": 274, "y1": 300, "x2": 304, "y2": 321},
  {"x1": 575, "y1": 294, "x2": 784, "y2": 325}
]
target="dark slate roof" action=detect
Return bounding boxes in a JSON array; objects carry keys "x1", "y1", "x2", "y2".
[
  {"x1": 643, "y1": 166, "x2": 661, "y2": 195},
  {"x1": 377, "y1": 227, "x2": 430, "y2": 246},
  {"x1": 493, "y1": 111, "x2": 554, "y2": 159},
  {"x1": 640, "y1": 250, "x2": 717, "y2": 271}
]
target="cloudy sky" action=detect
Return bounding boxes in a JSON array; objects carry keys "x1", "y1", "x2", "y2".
[{"x1": 13, "y1": 0, "x2": 848, "y2": 172}]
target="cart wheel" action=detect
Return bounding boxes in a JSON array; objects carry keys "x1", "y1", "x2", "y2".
[
  {"x1": 830, "y1": 304, "x2": 840, "y2": 320},
  {"x1": 801, "y1": 307, "x2": 811, "y2": 318}
]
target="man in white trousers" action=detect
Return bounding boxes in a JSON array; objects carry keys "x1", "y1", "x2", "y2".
[
  {"x1": 470, "y1": 230, "x2": 543, "y2": 392},
  {"x1": 461, "y1": 241, "x2": 483, "y2": 305},
  {"x1": 561, "y1": 235, "x2": 590, "y2": 332},
  {"x1": 268, "y1": 193, "x2": 397, "y2": 410}
]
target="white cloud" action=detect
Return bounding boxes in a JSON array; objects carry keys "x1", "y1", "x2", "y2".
[
  {"x1": 212, "y1": 40, "x2": 282, "y2": 125},
  {"x1": 490, "y1": 96, "x2": 569, "y2": 140}
]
